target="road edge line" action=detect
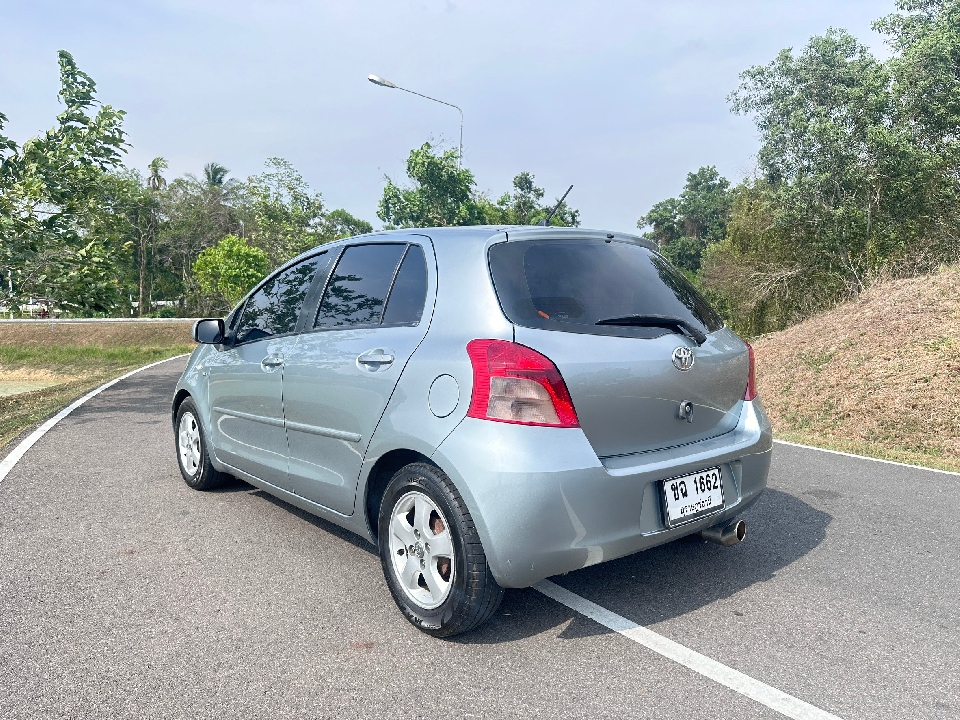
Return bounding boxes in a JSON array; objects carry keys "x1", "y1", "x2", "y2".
[
  {"x1": 0, "y1": 354, "x2": 189, "y2": 485},
  {"x1": 773, "y1": 439, "x2": 960, "y2": 477},
  {"x1": 533, "y1": 580, "x2": 844, "y2": 720}
]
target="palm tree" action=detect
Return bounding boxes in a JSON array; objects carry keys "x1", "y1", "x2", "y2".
[
  {"x1": 203, "y1": 162, "x2": 229, "y2": 188},
  {"x1": 138, "y1": 157, "x2": 167, "y2": 316},
  {"x1": 147, "y1": 157, "x2": 168, "y2": 192}
]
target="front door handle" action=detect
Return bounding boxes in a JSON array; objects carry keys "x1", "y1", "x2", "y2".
[
  {"x1": 261, "y1": 356, "x2": 283, "y2": 369},
  {"x1": 357, "y1": 349, "x2": 395, "y2": 366}
]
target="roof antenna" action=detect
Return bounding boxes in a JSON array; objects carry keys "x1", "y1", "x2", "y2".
[{"x1": 537, "y1": 184, "x2": 573, "y2": 226}]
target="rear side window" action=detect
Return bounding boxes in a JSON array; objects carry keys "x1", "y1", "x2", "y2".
[
  {"x1": 381, "y1": 245, "x2": 428, "y2": 326},
  {"x1": 488, "y1": 239, "x2": 723, "y2": 339},
  {"x1": 315, "y1": 244, "x2": 407, "y2": 328},
  {"x1": 234, "y1": 253, "x2": 327, "y2": 344}
]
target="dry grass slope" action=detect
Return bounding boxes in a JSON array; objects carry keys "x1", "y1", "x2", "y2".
[{"x1": 752, "y1": 265, "x2": 960, "y2": 473}]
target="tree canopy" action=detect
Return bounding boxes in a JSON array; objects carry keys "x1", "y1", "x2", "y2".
[
  {"x1": 639, "y1": 166, "x2": 731, "y2": 275},
  {"x1": 378, "y1": 143, "x2": 579, "y2": 229},
  {"x1": 641, "y1": 0, "x2": 960, "y2": 334},
  {"x1": 0, "y1": 50, "x2": 128, "y2": 312}
]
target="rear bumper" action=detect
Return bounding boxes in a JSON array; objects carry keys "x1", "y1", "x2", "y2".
[{"x1": 432, "y1": 399, "x2": 772, "y2": 588}]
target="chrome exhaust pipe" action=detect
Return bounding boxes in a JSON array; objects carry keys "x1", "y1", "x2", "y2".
[{"x1": 700, "y1": 519, "x2": 746, "y2": 547}]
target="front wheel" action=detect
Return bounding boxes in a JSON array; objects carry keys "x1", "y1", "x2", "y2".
[
  {"x1": 378, "y1": 462, "x2": 503, "y2": 637},
  {"x1": 175, "y1": 398, "x2": 224, "y2": 491}
]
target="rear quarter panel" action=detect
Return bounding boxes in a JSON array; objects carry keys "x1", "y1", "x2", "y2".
[{"x1": 357, "y1": 231, "x2": 515, "y2": 531}]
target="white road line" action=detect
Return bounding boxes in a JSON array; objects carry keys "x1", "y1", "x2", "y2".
[
  {"x1": 0, "y1": 355, "x2": 189, "y2": 485},
  {"x1": 534, "y1": 580, "x2": 844, "y2": 720},
  {"x1": 774, "y1": 439, "x2": 960, "y2": 477}
]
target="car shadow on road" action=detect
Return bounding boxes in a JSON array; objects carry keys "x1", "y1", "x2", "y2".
[
  {"x1": 456, "y1": 489, "x2": 832, "y2": 645},
  {"x1": 247, "y1": 485, "x2": 378, "y2": 555}
]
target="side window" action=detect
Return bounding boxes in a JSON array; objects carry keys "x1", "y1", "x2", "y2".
[
  {"x1": 234, "y1": 253, "x2": 327, "y2": 344},
  {"x1": 382, "y1": 245, "x2": 428, "y2": 326},
  {"x1": 314, "y1": 244, "x2": 406, "y2": 328}
]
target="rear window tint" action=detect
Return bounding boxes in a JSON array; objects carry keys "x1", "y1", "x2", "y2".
[
  {"x1": 488, "y1": 239, "x2": 723, "y2": 339},
  {"x1": 315, "y1": 243, "x2": 406, "y2": 328},
  {"x1": 381, "y1": 245, "x2": 427, "y2": 326}
]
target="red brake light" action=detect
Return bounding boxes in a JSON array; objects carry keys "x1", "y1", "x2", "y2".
[
  {"x1": 744, "y1": 342, "x2": 758, "y2": 401},
  {"x1": 466, "y1": 339, "x2": 580, "y2": 428}
]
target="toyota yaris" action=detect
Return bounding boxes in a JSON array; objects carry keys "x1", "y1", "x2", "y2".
[{"x1": 172, "y1": 226, "x2": 772, "y2": 637}]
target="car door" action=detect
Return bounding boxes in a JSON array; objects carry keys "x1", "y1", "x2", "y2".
[
  {"x1": 205, "y1": 252, "x2": 331, "y2": 485},
  {"x1": 281, "y1": 239, "x2": 433, "y2": 514}
]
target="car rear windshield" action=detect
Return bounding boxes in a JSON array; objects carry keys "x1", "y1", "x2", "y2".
[{"x1": 488, "y1": 239, "x2": 723, "y2": 339}]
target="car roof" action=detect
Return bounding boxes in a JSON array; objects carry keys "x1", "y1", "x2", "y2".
[
  {"x1": 276, "y1": 225, "x2": 658, "y2": 276},
  {"x1": 321, "y1": 225, "x2": 656, "y2": 251}
]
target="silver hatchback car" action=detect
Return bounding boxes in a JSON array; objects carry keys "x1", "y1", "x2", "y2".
[{"x1": 173, "y1": 226, "x2": 772, "y2": 636}]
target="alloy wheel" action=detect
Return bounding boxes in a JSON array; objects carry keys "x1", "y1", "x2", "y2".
[
  {"x1": 178, "y1": 411, "x2": 201, "y2": 477},
  {"x1": 388, "y1": 491, "x2": 454, "y2": 609}
]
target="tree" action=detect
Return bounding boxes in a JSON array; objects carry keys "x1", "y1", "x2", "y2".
[
  {"x1": 125, "y1": 157, "x2": 168, "y2": 316},
  {"x1": 698, "y1": 28, "x2": 952, "y2": 333},
  {"x1": 241, "y1": 158, "x2": 326, "y2": 263},
  {"x1": 0, "y1": 50, "x2": 127, "y2": 314},
  {"x1": 379, "y1": 145, "x2": 580, "y2": 229},
  {"x1": 639, "y1": 166, "x2": 732, "y2": 274},
  {"x1": 203, "y1": 162, "x2": 232, "y2": 189},
  {"x1": 147, "y1": 157, "x2": 168, "y2": 192},
  {"x1": 192, "y1": 234, "x2": 269, "y2": 312},
  {"x1": 319, "y1": 208, "x2": 373, "y2": 240},
  {"x1": 154, "y1": 163, "x2": 242, "y2": 311},
  {"x1": 875, "y1": 0, "x2": 960, "y2": 264},
  {"x1": 484, "y1": 171, "x2": 580, "y2": 227},
  {"x1": 378, "y1": 142, "x2": 487, "y2": 227}
]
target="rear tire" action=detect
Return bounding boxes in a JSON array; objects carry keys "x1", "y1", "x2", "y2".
[
  {"x1": 175, "y1": 398, "x2": 224, "y2": 491},
  {"x1": 378, "y1": 462, "x2": 503, "y2": 637}
]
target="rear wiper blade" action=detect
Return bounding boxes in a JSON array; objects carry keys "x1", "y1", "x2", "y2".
[{"x1": 595, "y1": 314, "x2": 707, "y2": 345}]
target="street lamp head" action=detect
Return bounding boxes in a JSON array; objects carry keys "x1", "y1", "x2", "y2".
[{"x1": 368, "y1": 74, "x2": 397, "y2": 88}]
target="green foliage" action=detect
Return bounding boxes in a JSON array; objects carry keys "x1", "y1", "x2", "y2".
[
  {"x1": 648, "y1": 8, "x2": 960, "y2": 335},
  {"x1": 203, "y1": 162, "x2": 231, "y2": 188},
  {"x1": 193, "y1": 234, "x2": 270, "y2": 311},
  {"x1": 241, "y1": 158, "x2": 327, "y2": 263},
  {"x1": 483, "y1": 171, "x2": 580, "y2": 227},
  {"x1": 379, "y1": 145, "x2": 580, "y2": 229},
  {"x1": 0, "y1": 50, "x2": 128, "y2": 313},
  {"x1": 320, "y1": 208, "x2": 373, "y2": 240},
  {"x1": 707, "y1": 25, "x2": 958, "y2": 333},
  {"x1": 639, "y1": 166, "x2": 731, "y2": 274},
  {"x1": 378, "y1": 142, "x2": 486, "y2": 227}
]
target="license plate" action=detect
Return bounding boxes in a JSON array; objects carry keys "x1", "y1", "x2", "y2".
[{"x1": 662, "y1": 467, "x2": 724, "y2": 528}]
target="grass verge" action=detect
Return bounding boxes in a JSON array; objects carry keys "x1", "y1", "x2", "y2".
[
  {"x1": 0, "y1": 322, "x2": 193, "y2": 451},
  {"x1": 775, "y1": 430, "x2": 960, "y2": 474}
]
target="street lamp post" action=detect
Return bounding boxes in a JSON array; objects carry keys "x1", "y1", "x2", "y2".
[{"x1": 368, "y1": 74, "x2": 464, "y2": 169}]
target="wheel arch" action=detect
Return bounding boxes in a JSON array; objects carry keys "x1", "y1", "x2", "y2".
[
  {"x1": 172, "y1": 389, "x2": 191, "y2": 427},
  {"x1": 363, "y1": 448, "x2": 438, "y2": 542}
]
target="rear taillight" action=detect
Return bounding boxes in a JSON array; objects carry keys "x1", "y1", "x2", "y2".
[
  {"x1": 744, "y1": 342, "x2": 758, "y2": 401},
  {"x1": 466, "y1": 339, "x2": 579, "y2": 428}
]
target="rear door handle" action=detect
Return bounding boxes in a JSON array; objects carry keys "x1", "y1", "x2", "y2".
[
  {"x1": 357, "y1": 349, "x2": 395, "y2": 366},
  {"x1": 261, "y1": 356, "x2": 283, "y2": 369}
]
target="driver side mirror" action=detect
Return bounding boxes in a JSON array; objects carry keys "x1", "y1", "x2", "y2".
[{"x1": 193, "y1": 318, "x2": 225, "y2": 344}]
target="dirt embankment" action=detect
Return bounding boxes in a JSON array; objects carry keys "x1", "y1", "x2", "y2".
[{"x1": 752, "y1": 265, "x2": 960, "y2": 472}]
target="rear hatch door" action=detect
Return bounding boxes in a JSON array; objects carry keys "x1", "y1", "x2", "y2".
[{"x1": 489, "y1": 236, "x2": 748, "y2": 458}]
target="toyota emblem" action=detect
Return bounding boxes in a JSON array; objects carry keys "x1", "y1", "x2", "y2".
[{"x1": 672, "y1": 346, "x2": 695, "y2": 371}]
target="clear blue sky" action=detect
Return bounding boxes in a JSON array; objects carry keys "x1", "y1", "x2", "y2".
[{"x1": 2, "y1": 0, "x2": 893, "y2": 232}]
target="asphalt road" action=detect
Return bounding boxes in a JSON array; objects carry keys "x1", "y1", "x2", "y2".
[{"x1": 1, "y1": 357, "x2": 957, "y2": 719}]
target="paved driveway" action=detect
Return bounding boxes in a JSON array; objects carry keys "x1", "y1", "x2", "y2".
[{"x1": 1, "y1": 358, "x2": 956, "y2": 719}]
